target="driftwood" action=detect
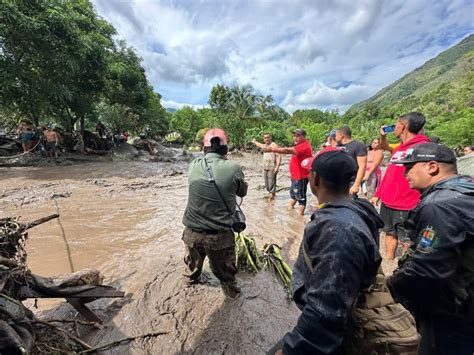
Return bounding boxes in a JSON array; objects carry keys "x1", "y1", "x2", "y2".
[{"x1": 0, "y1": 214, "x2": 125, "y2": 353}]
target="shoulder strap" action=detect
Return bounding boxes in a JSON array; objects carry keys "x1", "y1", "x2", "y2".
[
  {"x1": 203, "y1": 157, "x2": 233, "y2": 215},
  {"x1": 303, "y1": 244, "x2": 314, "y2": 272}
]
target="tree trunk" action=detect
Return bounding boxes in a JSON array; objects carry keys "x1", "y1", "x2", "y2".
[
  {"x1": 80, "y1": 117, "x2": 85, "y2": 134},
  {"x1": 30, "y1": 113, "x2": 39, "y2": 127}
]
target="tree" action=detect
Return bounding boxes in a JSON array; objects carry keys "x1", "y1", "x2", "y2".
[
  {"x1": 170, "y1": 106, "x2": 204, "y2": 144},
  {"x1": 0, "y1": 1, "x2": 116, "y2": 129}
]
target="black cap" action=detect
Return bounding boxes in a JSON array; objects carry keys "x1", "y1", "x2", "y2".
[
  {"x1": 311, "y1": 147, "x2": 357, "y2": 184},
  {"x1": 392, "y1": 143, "x2": 456, "y2": 165},
  {"x1": 292, "y1": 128, "x2": 306, "y2": 136}
]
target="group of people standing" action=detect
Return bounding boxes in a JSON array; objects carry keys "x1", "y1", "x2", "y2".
[
  {"x1": 16, "y1": 121, "x2": 61, "y2": 158},
  {"x1": 181, "y1": 111, "x2": 473, "y2": 354}
]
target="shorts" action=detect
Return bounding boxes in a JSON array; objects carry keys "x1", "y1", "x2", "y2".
[
  {"x1": 380, "y1": 203, "x2": 410, "y2": 241},
  {"x1": 290, "y1": 178, "x2": 308, "y2": 206},
  {"x1": 45, "y1": 141, "x2": 57, "y2": 153}
]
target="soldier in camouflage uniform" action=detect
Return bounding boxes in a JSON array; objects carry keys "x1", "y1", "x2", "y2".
[{"x1": 182, "y1": 128, "x2": 248, "y2": 298}]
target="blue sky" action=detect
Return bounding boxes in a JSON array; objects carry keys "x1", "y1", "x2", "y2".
[{"x1": 93, "y1": 0, "x2": 473, "y2": 112}]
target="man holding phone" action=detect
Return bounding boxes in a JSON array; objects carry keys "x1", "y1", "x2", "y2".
[{"x1": 371, "y1": 112, "x2": 430, "y2": 260}]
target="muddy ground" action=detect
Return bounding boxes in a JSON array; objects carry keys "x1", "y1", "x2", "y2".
[{"x1": 0, "y1": 153, "x2": 395, "y2": 354}]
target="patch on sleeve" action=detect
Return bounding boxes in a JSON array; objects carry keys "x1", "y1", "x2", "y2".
[{"x1": 416, "y1": 225, "x2": 436, "y2": 252}]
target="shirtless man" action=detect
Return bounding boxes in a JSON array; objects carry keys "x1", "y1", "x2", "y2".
[
  {"x1": 252, "y1": 133, "x2": 281, "y2": 202},
  {"x1": 44, "y1": 127, "x2": 59, "y2": 158}
]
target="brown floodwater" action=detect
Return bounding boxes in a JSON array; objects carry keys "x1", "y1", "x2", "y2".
[{"x1": 1, "y1": 154, "x2": 319, "y2": 354}]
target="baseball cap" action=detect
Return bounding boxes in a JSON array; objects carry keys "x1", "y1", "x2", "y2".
[
  {"x1": 391, "y1": 143, "x2": 456, "y2": 165},
  {"x1": 203, "y1": 128, "x2": 228, "y2": 147},
  {"x1": 301, "y1": 147, "x2": 357, "y2": 184},
  {"x1": 325, "y1": 129, "x2": 336, "y2": 138},
  {"x1": 292, "y1": 128, "x2": 306, "y2": 136}
]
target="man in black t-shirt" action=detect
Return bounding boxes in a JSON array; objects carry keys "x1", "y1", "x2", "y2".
[{"x1": 335, "y1": 125, "x2": 367, "y2": 195}]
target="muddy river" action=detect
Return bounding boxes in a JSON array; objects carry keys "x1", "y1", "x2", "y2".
[
  {"x1": 0, "y1": 153, "x2": 396, "y2": 354},
  {"x1": 0, "y1": 154, "x2": 319, "y2": 354}
]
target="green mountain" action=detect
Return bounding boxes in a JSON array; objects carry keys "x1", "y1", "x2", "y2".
[{"x1": 350, "y1": 34, "x2": 474, "y2": 111}]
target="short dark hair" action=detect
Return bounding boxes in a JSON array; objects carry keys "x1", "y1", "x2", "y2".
[
  {"x1": 439, "y1": 162, "x2": 458, "y2": 174},
  {"x1": 399, "y1": 112, "x2": 425, "y2": 134},
  {"x1": 263, "y1": 132, "x2": 272, "y2": 137},
  {"x1": 204, "y1": 137, "x2": 228, "y2": 155},
  {"x1": 337, "y1": 125, "x2": 352, "y2": 138},
  {"x1": 320, "y1": 177, "x2": 351, "y2": 194}
]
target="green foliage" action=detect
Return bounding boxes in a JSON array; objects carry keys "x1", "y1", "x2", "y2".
[
  {"x1": 351, "y1": 35, "x2": 474, "y2": 110},
  {"x1": 0, "y1": 0, "x2": 167, "y2": 136},
  {"x1": 170, "y1": 106, "x2": 204, "y2": 144}
]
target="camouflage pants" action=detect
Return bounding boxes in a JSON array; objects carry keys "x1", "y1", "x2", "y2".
[{"x1": 182, "y1": 227, "x2": 239, "y2": 295}]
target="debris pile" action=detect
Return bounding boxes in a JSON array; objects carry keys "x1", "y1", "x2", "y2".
[
  {"x1": 132, "y1": 138, "x2": 195, "y2": 162},
  {"x1": 0, "y1": 136, "x2": 22, "y2": 156},
  {"x1": 0, "y1": 214, "x2": 124, "y2": 353}
]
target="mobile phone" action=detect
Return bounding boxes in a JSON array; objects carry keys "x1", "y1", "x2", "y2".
[{"x1": 383, "y1": 125, "x2": 396, "y2": 133}]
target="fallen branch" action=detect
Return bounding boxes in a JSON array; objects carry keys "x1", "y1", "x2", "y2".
[
  {"x1": 32, "y1": 319, "x2": 92, "y2": 350},
  {"x1": 79, "y1": 330, "x2": 170, "y2": 353},
  {"x1": 24, "y1": 214, "x2": 59, "y2": 230},
  {"x1": 43, "y1": 318, "x2": 104, "y2": 330}
]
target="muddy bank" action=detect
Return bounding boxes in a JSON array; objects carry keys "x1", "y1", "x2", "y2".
[{"x1": 0, "y1": 153, "x2": 396, "y2": 354}]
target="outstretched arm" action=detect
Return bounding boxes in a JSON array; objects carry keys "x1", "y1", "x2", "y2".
[
  {"x1": 268, "y1": 146, "x2": 296, "y2": 155},
  {"x1": 252, "y1": 139, "x2": 267, "y2": 150}
]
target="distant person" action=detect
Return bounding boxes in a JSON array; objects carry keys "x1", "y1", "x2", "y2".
[
  {"x1": 387, "y1": 143, "x2": 474, "y2": 355},
  {"x1": 96, "y1": 121, "x2": 106, "y2": 138},
  {"x1": 335, "y1": 125, "x2": 367, "y2": 195},
  {"x1": 458, "y1": 145, "x2": 474, "y2": 176},
  {"x1": 363, "y1": 138, "x2": 384, "y2": 199},
  {"x1": 325, "y1": 129, "x2": 337, "y2": 147},
  {"x1": 74, "y1": 132, "x2": 85, "y2": 154},
  {"x1": 270, "y1": 147, "x2": 382, "y2": 354},
  {"x1": 182, "y1": 128, "x2": 248, "y2": 298},
  {"x1": 371, "y1": 112, "x2": 430, "y2": 260},
  {"x1": 44, "y1": 126, "x2": 59, "y2": 158},
  {"x1": 122, "y1": 131, "x2": 129, "y2": 142},
  {"x1": 264, "y1": 129, "x2": 312, "y2": 215},
  {"x1": 252, "y1": 133, "x2": 282, "y2": 202}
]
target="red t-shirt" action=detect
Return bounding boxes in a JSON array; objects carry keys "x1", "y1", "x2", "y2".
[
  {"x1": 289, "y1": 140, "x2": 313, "y2": 180},
  {"x1": 375, "y1": 134, "x2": 430, "y2": 210}
]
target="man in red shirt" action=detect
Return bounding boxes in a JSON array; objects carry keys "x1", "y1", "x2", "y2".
[
  {"x1": 371, "y1": 112, "x2": 430, "y2": 259},
  {"x1": 265, "y1": 128, "x2": 313, "y2": 215}
]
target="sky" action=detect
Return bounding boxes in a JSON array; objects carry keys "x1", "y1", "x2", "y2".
[{"x1": 92, "y1": 0, "x2": 473, "y2": 113}]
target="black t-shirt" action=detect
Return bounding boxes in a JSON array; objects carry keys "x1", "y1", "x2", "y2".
[{"x1": 339, "y1": 140, "x2": 367, "y2": 166}]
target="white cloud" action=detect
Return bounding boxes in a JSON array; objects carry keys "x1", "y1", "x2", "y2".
[
  {"x1": 282, "y1": 81, "x2": 376, "y2": 113},
  {"x1": 92, "y1": 0, "x2": 473, "y2": 111},
  {"x1": 161, "y1": 100, "x2": 206, "y2": 111}
]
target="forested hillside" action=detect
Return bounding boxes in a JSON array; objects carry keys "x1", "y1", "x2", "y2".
[{"x1": 351, "y1": 35, "x2": 474, "y2": 110}]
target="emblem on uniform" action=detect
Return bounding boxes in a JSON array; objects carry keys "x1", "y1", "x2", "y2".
[{"x1": 417, "y1": 225, "x2": 436, "y2": 250}]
